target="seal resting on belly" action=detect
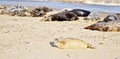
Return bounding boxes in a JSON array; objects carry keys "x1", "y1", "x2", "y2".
[
  {"x1": 84, "y1": 12, "x2": 100, "y2": 21},
  {"x1": 54, "y1": 38, "x2": 95, "y2": 49},
  {"x1": 103, "y1": 14, "x2": 120, "y2": 22}
]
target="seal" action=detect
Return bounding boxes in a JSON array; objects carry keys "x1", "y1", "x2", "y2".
[
  {"x1": 5, "y1": 4, "x2": 28, "y2": 16},
  {"x1": 30, "y1": 6, "x2": 53, "y2": 17},
  {"x1": 103, "y1": 14, "x2": 120, "y2": 22},
  {"x1": 84, "y1": 12, "x2": 100, "y2": 21},
  {"x1": 84, "y1": 14, "x2": 120, "y2": 31},
  {"x1": 69, "y1": 9, "x2": 90, "y2": 17},
  {"x1": 51, "y1": 11, "x2": 78, "y2": 21},
  {"x1": 54, "y1": 38, "x2": 95, "y2": 49}
]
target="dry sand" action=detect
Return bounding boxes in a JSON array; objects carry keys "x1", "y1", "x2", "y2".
[{"x1": 0, "y1": 14, "x2": 120, "y2": 59}]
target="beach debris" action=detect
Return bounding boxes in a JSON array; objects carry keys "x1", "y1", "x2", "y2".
[
  {"x1": 41, "y1": 11, "x2": 78, "y2": 21},
  {"x1": 30, "y1": 6, "x2": 53, "y2": 17},
  {"x1": 84, "y1": 14, "x2": 120, "y2": 32},
  {"x1": 4, "y1": 4, "x2": 29, "y2": 16},
  {"x1": 53, "y1": 38, "x2": 95, "y2": 49},
  {"x1": 84, "y1": 12, "x2": 100, "y2": 21}
]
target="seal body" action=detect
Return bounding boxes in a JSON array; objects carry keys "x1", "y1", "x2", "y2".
[
  {"x1": 54, "y1": 38, "x2": 94, "y2": 49},
  {"x1": 51, "y1": 11, "x2": 78, "y2": 21},
  {"x1": 30, "y1": 6, "x2": 53, "y2": 17},
  {"x1": 69, "y1": 9, "x2": 90, "y2": 17},
  {"x1": 84, "y1": 12, "x2": 100, "y2": 21},
  {"x1": 103, "y1": 14, "x2": 120, "y2": 22},
  {"x1": 5, "y1": 4, "x2": 28, "y2": 16},
  {"x1": 84, "y1": 14, "x2": 120, "y2": 32}
]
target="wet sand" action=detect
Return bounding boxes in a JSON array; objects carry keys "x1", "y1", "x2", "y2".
[{"x1": 0, "y1": 14, "x2": 120, "y2": 59}]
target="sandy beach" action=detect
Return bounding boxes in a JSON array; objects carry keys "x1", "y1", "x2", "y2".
[{"x1": 0, "y1": 13, "x2": 120, "y2": 59}]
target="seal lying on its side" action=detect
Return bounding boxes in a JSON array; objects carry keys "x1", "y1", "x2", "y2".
[
  {"x1": 54, "y1": 38, "x2": 95, "y2": 49},
  {"x1": 5, "y1": 4, "x2": 28, "y2": 16},
  {"x1": 84, "y1": 12, "x2": 100, "y2": 21},
  {"x1": 103, "y1": 14, "x2": 120, "y2": 22},
  {"x1": 69, "y1": 9, "x2": 90, "y2": 17},
  {"x1": 84, "y1": 14, "x2": 120, "y2": 31},
  {"x1": 30, "y1": 6, "x2": 53, "y2": 17},
  {"x1": 51, "y1": 11, "x2": 78, "y2": 21}
]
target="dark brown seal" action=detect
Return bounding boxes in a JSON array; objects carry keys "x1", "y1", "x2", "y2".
[{"x1": 84, "y1": 14, "x2": 120, "y2": 32}]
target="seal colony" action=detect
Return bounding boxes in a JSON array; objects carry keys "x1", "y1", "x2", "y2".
[
  {"x1": 0, "y1": 4, "x2": 53, "y2": 17},
  {"x1": 0, "y1": 4, "x2": 101, "y2": 21},
  {"x1": 41, "y1": 9, "x2": 101, "y2": 21},
  {"x1": 0, "y1": 4, "x2": 120, "y2": 50}
]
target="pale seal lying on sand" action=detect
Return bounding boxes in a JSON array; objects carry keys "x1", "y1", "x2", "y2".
[
  {"x1": 54, "y1": 38, "x2": 95, "y2": 49},
  {"x1": 41, "y1": 9, "x2": 91, "y2": 21},
  {"x1": 84, "y1": 12, "x2": 100, "y2": 21},
  {"x1": 5, "y1": 4, "x2": 28, "y2": 16}
]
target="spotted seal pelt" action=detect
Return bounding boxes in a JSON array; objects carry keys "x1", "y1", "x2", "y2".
[
  {"x1": 103, "y1": 14, "x2": 120, "y2": 22},
  {"x1": 41, "y1": 8, "x2": 73, "y2": 21},
  {"x1": 30, "y1": 6, "x2": 53, "y2": 17},
  {"x1": 50, "y1": 11, "x2": 78, "y2": 21},
  {"x1": 4, "y1": 4, "x2": 28, "y2": 16},
  {"x1": 84, "y1": 12, "x2": 100, "y2": 21},
  {"x1": 116, "y1": 13, "x2": 120, "y2": 19},
  {"x1": 84, "y1": 14, "x2": 120, "y2": 32},
  {"x1": 53, "y1": 38, "x2": 95, "y2": 49}
]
